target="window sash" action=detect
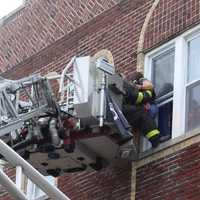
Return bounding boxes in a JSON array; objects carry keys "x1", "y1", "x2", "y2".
[
  {"x1": 151, "y1": 49, "x2": 175, "y2": 96},
  {"x1": 143, "y1": 44, "x2": 175, "y2": 150},
  {"x1": 145, "y1": 40, "x2": 184, "y2": 139},
  {"x1": 155, "y1": 91, "x2": 173, "y2": 106},
  {"x1": 186, "y1": 79, "x2": 200, "y2": 89},
  {"x1": 187, "y1": 38, "x2": 200, "y2": 84},
  {"x1": 186, "y1": 31, "x2": 200, "y2": 86},
  {"x1": 185, "y1": 34, "x2": 200, "y2": 133}
]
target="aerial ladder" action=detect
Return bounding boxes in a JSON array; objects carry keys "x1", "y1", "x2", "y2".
[{"x1": 0, "y1": 50, "x2": 137, "y2": 200}]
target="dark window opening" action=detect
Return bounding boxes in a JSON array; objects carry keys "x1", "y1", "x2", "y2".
[{"x1": 157, "y1": 101, "x2": 173, "y2": 142}]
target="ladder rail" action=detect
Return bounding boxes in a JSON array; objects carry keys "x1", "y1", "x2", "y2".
[
  {"x1": 0, "y1": 168, "x2": 27, "y2": 200},
  {"x1": 0, "y1": 139, "x2": 71, "y2": 200},
  {"x1": 0, "y1": 55, "x2": 120, "y2": 200}
]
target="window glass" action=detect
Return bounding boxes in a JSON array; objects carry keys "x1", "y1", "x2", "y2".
[
  {"x1": 187, "y1": 37, "x2": 200, "y2": 83},
  {"x1": 27, "y1": 176, "x2": 56, "y2": 200},
  {"x1": 151, "y1": 49, "x2": 175, "y2": 142},
  {"x1": 158, "y1": 102, "x2": 173, "y2": 141},
  {"x1": 186, "y1": 83, "x2": 200, "y2": 132},
  {"x1": 35, "y1": 176, "x2": 55, "y2": 199},
  {"x1": 152, "y1": 49, "x2": 175, "y2": 97}
]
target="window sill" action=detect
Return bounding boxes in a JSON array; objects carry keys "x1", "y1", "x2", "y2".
[{"x1": 138, "y1": 128, "x2": 200, "y2": 160}]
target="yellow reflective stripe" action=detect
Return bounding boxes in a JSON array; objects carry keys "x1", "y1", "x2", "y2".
[
  {"x1": 146, "y1": 129, "x2": 160, "y2": 139},
  {"x1": 146, "y1": 90, "x2": 152, "y2": 97},
  {"x1": 136, "y1": 92, "x2": 143, "y2": 104}
]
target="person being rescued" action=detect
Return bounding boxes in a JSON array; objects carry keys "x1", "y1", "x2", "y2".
[{"x1": 122, "y1": 71, "x2": 160, "y2": 148}]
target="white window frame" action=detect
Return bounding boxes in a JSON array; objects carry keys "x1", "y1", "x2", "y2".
[
  {"x1": 144, "y1": 24, "x2": 200, "y2": 142},
  {"x1": 15, "y1": 169, "x2": 57, "y2": 200},
  {"x1": 0, "y1": 160, "x2": 5, "y2": 171},
  {"x1": 27, "y1": 176, "x2": 57, "y2": 200}
]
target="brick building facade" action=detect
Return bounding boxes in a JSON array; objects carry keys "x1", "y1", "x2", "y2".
[{"x1": 1, "y1": 0, "x2": 200, "y2": 199}]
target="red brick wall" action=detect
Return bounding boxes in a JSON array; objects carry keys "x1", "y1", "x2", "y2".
[
  {"x1": 58, "y1": 164, "x2": 132, "y2": 200},
  {"x1": 144, "y1": 0, "x2": 200, "y2": 50},
  {"x1": 0, "y1": 166, "x2": 16, "y2": 200},
  {"x1": 0, "y1": 0, "x2": 120, "y2": 72},
  {"x1": 1, "y1": 0, "x2": 153, "y2": 79},
  {"x1": 0, "y1": 164, "x2": 132, "y2": 200},
  {"x1": 136, "y1": 0, "x2": 200, "y2": 199},
  {"x1": 2, "y1": 0, "x2": 200, "y2": 76},
  {"x1": 1, "y1": 0, "x2": 200, "y2": 199},
  {"x1": 136, "y1": 143, "x2": 200, "y2": 200}
]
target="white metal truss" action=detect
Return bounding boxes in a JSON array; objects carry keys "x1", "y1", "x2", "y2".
[
  {"x1": 0, "y1": 139, "x2": 70, "y2": 200},
  {"x1": 0, "y1": 75, "x2": 70, "y2": 200},
  {"x1": 0, "y1": 55, "x2": 134, "y2": 200}
]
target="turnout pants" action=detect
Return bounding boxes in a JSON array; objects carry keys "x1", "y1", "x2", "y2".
[{"x1": 122, "y1": 105, "x2": 159, "y2": 147}]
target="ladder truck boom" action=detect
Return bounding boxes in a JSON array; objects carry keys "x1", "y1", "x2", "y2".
[{"x1": 0, "y1": 50, "x2": 137, "y2": 200}]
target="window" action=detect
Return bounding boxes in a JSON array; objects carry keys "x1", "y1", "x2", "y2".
[
  {"x1": 145, "y1": 24, "x2": 200, "y2": 149},
  {"x1": 185, "y1": 35, "x2": 200, "y2": 132},
  {"x1": 144, "y1": 26, "x2": 200, "y2": 148},
  {"x1": 27, "y1": 176, "x2": 57, "y2": 200},
  {"x1": 143, "y1": 45, "x2": 175, "y2": 150}
]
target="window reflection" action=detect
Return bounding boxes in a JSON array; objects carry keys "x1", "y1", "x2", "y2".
[{"x1": 152, "y1": 49, "x2": 175, "y2": 142}]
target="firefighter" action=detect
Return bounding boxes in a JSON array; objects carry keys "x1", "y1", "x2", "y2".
[
  {"x1": 131, "y1": 72, "x2": 158, "y2": 118},
  {"x1": 122, "y1": 72, "x2": 160, "y2": 148}
]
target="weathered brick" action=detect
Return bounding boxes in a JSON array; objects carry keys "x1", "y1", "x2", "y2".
[{"x1": 1, "y1": 0, "x2": 200, "y2": 199}]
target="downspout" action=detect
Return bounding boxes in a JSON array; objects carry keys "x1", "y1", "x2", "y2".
[
  {"x1": 131, "y1": 1, "x2": 161, "y2": 200},
  {"x1": 136, "y1": 0, "x2": 161, "y2": 72}
]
